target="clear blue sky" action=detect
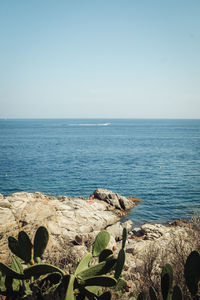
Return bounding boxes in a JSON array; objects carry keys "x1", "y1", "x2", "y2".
[{"x1": 0, "y1": 1, "x2": 199, "y2": 118}]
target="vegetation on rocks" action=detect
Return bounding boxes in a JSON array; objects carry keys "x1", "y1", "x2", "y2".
[
  {"x1": 0, "y1": 218, "x2": 200, "y2": 299},
  {"x1": 0, "y1": 226, "x2": 128, "y2": 299}
]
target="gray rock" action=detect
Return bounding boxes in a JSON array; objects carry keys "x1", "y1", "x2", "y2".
[
  {"x1": 0, "y1": 189, "x2": 136, "y2": 264},
  {"x1": 132, "y1": 227, "x2": 145, "y2": 237},
  {"x1": 106, "y1": 222, "x2": 123, "y2": 241},
  {"x1": 92, "y1": 188, "x2": 135, "y2": 210}
]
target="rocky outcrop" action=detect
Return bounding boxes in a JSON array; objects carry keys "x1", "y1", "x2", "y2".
[
  {"x1": 124, "y1": 222, "x2": 199, "y2": 292},
  {"x1": 0, "y1": 189, "x2": 198, "y2": 295},
  {"x1": 0, "y1": 189, "x2": 138, "y2": 264},
  {"x1": 92, "y1": 188, "x2": 137, "y2": 211}
]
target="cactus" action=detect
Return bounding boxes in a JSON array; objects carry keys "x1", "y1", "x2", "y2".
[
  {"x1": 8, "y1": 236, "x2": 24, "y2": 262},
  {"x1": 8, "y1": 226, "x2": 49, "y2": 265},
  {"x1": 115, "y1": 278, "x2": 127, "y2": 291},
  {"x1": 184, "y1": 250, "x2": 200, "y2": 296},
  {"x1": 18, "y1": 231, "x2": 33, "y2": 263},
  {"x1": 99, "y1": 249, "x2": 113, "y2": 262},
  {"x1": 149, "y1": 286, "x2": 158, "y2": 300},
  {"x1": 75, "y1": 253, "x2": 93, "y2": 275},
  {"x1": 0, "y1": 227, "x2": 127, "y2": 299},
  {"x1": 122, "y1": 227, "x2": 127, "y2": 249},
  {"x1": 0, "y1": 263, "x2": 24, "y2": 279},
  {"x1": 10, "y1": 256, "x2": 24, "y2": 275},
  {"x1": 23, "y1": 263, "x2": 65, "y2": 278},
  {"x1": 65, "y1": 274, "x2": 75, "y2": 300},
  {"x1": 172, "y1": 285, "x2": 182, "y2": 300},
  {"x1": 0, "y1": 272, "x2": 6, "y2": 294},
  {"x1": 114, "y1": 249, "x2": 126, "y2": 279},
  {"x1": 78, "y1": 258, "x2": 117, "y2": 280},
  {"x1": 8, "y1": 231, "x2": 32, "y2": 264},
  {"x1": 98, "y1": 291, "x2": 112, "y2": 299},
  {"x1": 84, "y1": 275, "x2": 117, "y2": 287},
  {"x1": 161, "y1": 263, "x2": 173, "y2": 300},
  {"x1": 92, "y1": 230, "x2": 110, "y2": 257},
  {"x1": 33, "y1": 226, "x2": 49, "y2": 262}
]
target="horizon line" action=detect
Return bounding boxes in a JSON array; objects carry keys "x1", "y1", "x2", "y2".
[{"x1": 0, "y1": 117, "x2": 200, "y2": 120}]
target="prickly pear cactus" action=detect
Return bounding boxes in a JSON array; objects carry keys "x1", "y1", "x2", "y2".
[
  {"x1": 149, "y1": 286, "x2": 158, "y2": 300},
  {"x1": 33, "y1": 226, "x2": 49, "y2": 262},
  {"x1": 24, "y1": 263, "x2": 64, "y2": 278},
  {"x1": 122, "y1": 227, "x2": 127, "y2": 249},
  {"x1": 92, "y1": 230, "x2": 110, "y2": 257},
  {"x1": 1, "y1": 227, "x2": 127, "y2": 300},
  {"x1": 161, "y1": 263, "x2": 173, "y2": 300},
  {"x1": 184, "y1": 250, "x2": 200, "y2": 296},
  {"x1": 77, "y1": 259, "x2": 117, "y2": 280},
  {"x1": 172, "y1": 285, "x2": 182, "y2": 300},
  {"x1": 99, "y1": 249, "x2": 113, "y2": 262},
  {"x1": 114, "y1": 249, "x2": 125, "y2": 279},
  {"x1": 75, "y1": 253, "x2": 93, "y2": 275}
]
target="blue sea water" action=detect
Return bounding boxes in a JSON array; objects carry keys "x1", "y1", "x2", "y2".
[{"x1": 0, "y1": 118, "x2": 200, "y2": 225}]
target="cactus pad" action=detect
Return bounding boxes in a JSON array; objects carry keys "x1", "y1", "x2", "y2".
[
  {"x1": 92, "y1": 230, "x2": 110, "y2": 257},
  {"x1": 84, "y1": 275, "x2": 117, "y2": 287},
  {"x1": 184, "y1": 250, "x2": 200, "y2": 296},
  {"x1": 33, "y1": 226, "x2": 49, "y2": 261},
  {"x1": 161, "y1": 264, "x2": 173, "y2": 300},
  {"x1": 114, "y1": 249, "x2": 125, "y2": 279}
]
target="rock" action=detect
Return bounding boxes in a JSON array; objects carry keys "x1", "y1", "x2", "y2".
[
  {"x1": 132, "y1": 227, "x2": 145, "y2": 237},
  {"x1": 1, "y1": 189, "x2": 197, "y2": 295},
  {"x1": 0, "y1": 189, "x2": 136, "y2": 265},
  {"x1": 122, "y1": 222, "x2": 199, "y2": 291},
  {"x1": 141, "y1": 223, "x2": 170, "y2": 240},
  {"x1": 122, "y1": 220, "x2": 134, "y2": 232},
  {"x1": 0, "y1": 199, "x2": 11, "y2": 208},
  {"x1": 106, "y1": 222, "x2": 124, "y2": 241},
  {"x1": 92, "y1": 188, "x2": 136, "y2": 210}
]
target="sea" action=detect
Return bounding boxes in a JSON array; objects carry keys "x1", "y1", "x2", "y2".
[{"x1": 0, "y1": 118, "x2": 200, "y2": 225}]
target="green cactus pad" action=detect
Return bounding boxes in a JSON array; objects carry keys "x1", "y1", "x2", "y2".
[
  {"x1": 65, "y1": 275, "x2": 75, "y2": 300},
  {"x1": 114, "y1": 249, "x2": 126, "y2": 279},
  {"x1": 149, "y1": 286, "x2": 158, "y2": 300},
  {"x1": 11, "y1": 256, "x2": 24, "y2": 274},
  {"x1": 161, "y1": 264, "x2": 173, "y2": 300},
  {"x1": 75, "y1": 253, "x2": 92, "y2": 275},
  {"x1": 122, "y1": 227, "x2": 127, "y2": 249},
  {"x1": 39, "y1": 272, "x2": 62, "y2": 285},
  {"x1": 24, "y1": 263, "x2": 64, "y2": 278},
  {"x1": 172, "y1": 285, "x2": 182, "y2": 300},
  {"x1": 78, "y1": 258, "x2": 116, "y2": 280},
  {"x1": 0, "y1": 271, "x2": 6, "y2": 293},
  {"x1": 184, "y1": 250, "x2": 200, "y2": 296},
  {"x1": 85, "y1": 285, "x2": 102, "y2": 295},
  {"x1": 18, "y1": 231, "x2": 32, "y2": 263},
  {"x1": 8, "y1": 236, "x2": 23, "y2": 260},
  {"x1": 0, "y1": 263, "x2": 25, "y2": 279},
  {"x1": 98, "y1": 291, "x2": 112, "y2": 299},
  {"x1": 33, "y1": 226, "x2": 49, "y2": 261},
  {"x1": 92, "y1": 230, "x2": 110, "y2": 257},
  {"x1": 84, "y1": 275, "x2": 117, "y2": 287},
  {"x1": 99, "y1": 249, "x2": 113, "y2": 262},
  {"x1": 115, "y1": 278, "x2": 127, "y2": 291}
]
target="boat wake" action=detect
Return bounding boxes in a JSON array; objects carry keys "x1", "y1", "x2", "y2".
[{"x1": 69, "y1": 123, "x2": 111, "y2": 127}]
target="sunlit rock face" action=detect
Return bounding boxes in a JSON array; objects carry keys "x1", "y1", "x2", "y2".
[{"x1": 0, "y1": 189, "x2": 137, "y2": 264}]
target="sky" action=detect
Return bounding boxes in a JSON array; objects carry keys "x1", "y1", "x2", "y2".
[{"x1": 0, "y1": 1, "x2": 200, "y2": 119}]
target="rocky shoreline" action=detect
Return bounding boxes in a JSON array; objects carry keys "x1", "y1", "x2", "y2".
[
  {"x1": 0, "y1": 188, "x2": 198, "y2": 294},
  {"x1": 0, "y1": 189, "x2": 138, "y2": 262}
]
